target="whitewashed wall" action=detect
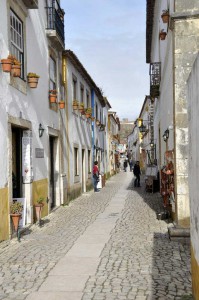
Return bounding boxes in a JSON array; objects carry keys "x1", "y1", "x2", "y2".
[
  {"x1": 187, "y1": 53, "x2": 199, "y2": 264},
  {"x1": 66, "y1": 59, "x2": 93, "y2": 186}
]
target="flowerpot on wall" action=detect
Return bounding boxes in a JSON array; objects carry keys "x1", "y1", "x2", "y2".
[
  {"x1": 59, "y1": 101, "x2": 65, "y2": 109},
  {"x1": 1, "y1": 58, "x2": 12, "y2": 72},
  {"x1": 85, "y1": 113, "x2": 91, "y2": 118},
  {"x1": 161, "y1": 11, "x2": 169, "y2": 23},
  {"x1": 28, "y1": 77, "x2": 39, "y2": 88},
  {"x1": 11, "y1": 65, "x2": 21, "y2": 77},
  {"x1": 159, "y1": 31, "x2": 167, "y2": 40},
  {"x1": 49, "y1": 90, "x2": 57, "y2": 103}
]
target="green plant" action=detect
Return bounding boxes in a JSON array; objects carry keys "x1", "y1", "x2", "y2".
[
  {"x1": 162, "y1": 9, "x2": 169, "y2": 15},
  {"x1": 27, "y1": 72, "x2": 40, "y2": 78},
  {"x1": 79, "y1": 102, "x2": 84, "y2": 108},
  {"x1": 13, "y1": 58, "x2": 21, "y2": 65},
  {"x1": 37, "y1": 197, "x2": 45, "y2": 204},
  {"x1": 10, "y1": 202, "x2": 23, "y2": 214},
  {"x1": 85, "y1": 107, "x2": 92, "y2": 113},
  {"x1": 73, "y1": 99, "x2": 79, "y2": 105}
]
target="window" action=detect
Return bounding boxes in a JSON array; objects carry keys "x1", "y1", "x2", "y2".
[
  {"x1": 86, "y1": 91, "x2": 90, "y2": 108},
  {"x1": 74, "y1": 147, "x2": 79, "y2": 176},
  {"x1": 10, "y1": 9, "x2": 24, "y2": 78},
  {"x1": 80, "y1": 84, "x2": 84, "y2": 104},
  {"x1": 73, "y1": 76, "x2": 77, "y2": 100},
  {"x1": 88, "y1": 150, "x2": 91, "y2": 173},
  {"x1": 96, "y1": 104, "x2": 98, "y2": 120},
  {"x1": 49, "y1": 56, "x2": 56, "y2": 90}
]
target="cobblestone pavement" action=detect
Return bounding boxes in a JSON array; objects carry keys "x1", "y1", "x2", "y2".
[{"x1": 0, "y1": 172, "x2": 192, "y2": 300}]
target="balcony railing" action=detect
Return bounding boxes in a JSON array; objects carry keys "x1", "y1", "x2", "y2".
[
  {"x1": 149, "y1": 62, "x2": 161, "y2": 97},
  {"x1": 46, "y1": 0, "x2": 65, "y2": 48}
]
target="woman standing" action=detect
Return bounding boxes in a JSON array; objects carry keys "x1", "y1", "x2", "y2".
[{"x1": 93, "y1": 161, "x2": 100, "y2": 192}]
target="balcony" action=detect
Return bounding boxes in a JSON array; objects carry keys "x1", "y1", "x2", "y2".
[
  {"x1": 45, "y1": 0, "x2": 65, "y2": 50},
  {"x1": 22, "y1": 0, "x2": 38, "y2": 9},
  {"x1": 150, "y1": 62, "x2": 161, "y2": 97}
]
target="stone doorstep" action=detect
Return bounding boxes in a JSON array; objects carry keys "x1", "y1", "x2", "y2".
[{"x1": 168, "y1": 226, "x2": 190, "y2": 243}]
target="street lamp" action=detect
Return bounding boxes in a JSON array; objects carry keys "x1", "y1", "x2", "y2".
[
  {"x1": 38, "y1": 123, "x2": 45, "y2": 137},
  {"x1": 163, "y1": 129, "x2": 169, "y2": 142}
]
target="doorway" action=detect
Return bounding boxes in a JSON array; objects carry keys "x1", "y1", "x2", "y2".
[
  {"x1": 12, "y1": 127, "x2": 23, "y2": 198},
  {"x1": 82, "y1": 149, "x2": 86, "y2": 193},
  {"x1": 49, "y1": 136, "x2": 56, "y2": 209}
]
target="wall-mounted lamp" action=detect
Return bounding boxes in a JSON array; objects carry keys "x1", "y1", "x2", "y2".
[
  {"x1": 163, "y1": 129, "x2": 169, "y2": 142},
  {"x1": 39, "y1": 123, "x2": 45, "y2": 138},
  {"x1": 150, "y1": 140, "x2": 154, "y2": 148}
]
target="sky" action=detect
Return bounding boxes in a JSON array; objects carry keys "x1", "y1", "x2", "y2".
[{"x1": 62, "y1": 0, "x2": 149, "y2": 121}]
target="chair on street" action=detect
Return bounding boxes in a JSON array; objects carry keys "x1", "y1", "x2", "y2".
[{"x1": 145, "y1": 176, "x2": 154, "y2": 193}]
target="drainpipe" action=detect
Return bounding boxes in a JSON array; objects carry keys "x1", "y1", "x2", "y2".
[
  {"x1": 91, "y1": 89, "x2": 95, "y2": 166},
  {"x1": 62, "y1": 55, "x2": 70, "y2": 203}
]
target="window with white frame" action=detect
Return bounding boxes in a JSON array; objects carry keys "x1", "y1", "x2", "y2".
[
  {"x1": 10, "y1": 9, "x2": 24, "y2": 78},
  {"x1": 74, "y1": 147, "x2": 79, "y2": 176},
  {"x1": 49, "y1": 56, "x2": 56, "y2": 90}
]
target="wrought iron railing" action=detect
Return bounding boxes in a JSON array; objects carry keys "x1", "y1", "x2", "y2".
[
  {"x1": 46, "y1": 0, "x2": 65, "y2": 46},
  {"x1": 149, "y1": 62, "x2": 161, "y2": 97}
]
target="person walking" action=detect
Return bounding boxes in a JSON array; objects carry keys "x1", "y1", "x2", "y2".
[
  {"x1": 123, "y1": 159, "x2": 128, "y2": 172},
  {"x1": 129, "y1": 159, "x2": 133, "y2": 172},
  {"x1": 93, "y1": 161, "x2": 100, "y2": 192},
  {"x1": 133, "y1": 161, "x2": 141, "y2": 187}
]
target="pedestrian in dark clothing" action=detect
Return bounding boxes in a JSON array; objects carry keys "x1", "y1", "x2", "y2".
[
  {"x1": 133, "y1": 161, "x2": 141, "y2": 187},
  {"x1": 129, "y1": 160, "x2": 133, "y2": 172},
  {"x1": 123, "y1": 160, "x2": 128, "y2": 172}
]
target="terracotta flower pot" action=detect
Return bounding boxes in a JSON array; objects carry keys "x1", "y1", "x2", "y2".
[
  {"x1": 159, "y1": 32, "x2": 167, "y2": 40},
  {"x1": 49, "y1": 93, "x2": 57, "y2": 103},
  {"x1": 10, "y1": 213, "x2": 21, "y2": 231},
  {"x1": 28, "y1": 77, "x2": 39, "y2": 88},
  {"x1": 59, "y1": 102, "x2": 65, "y2": 109},
  {"x1": 85, "y1": 113, "x2": 91, "y2": 118},
  {"x1": 34, "y1": 203, "x2": 44, "y2": 222},
  {"x1": 161, "y1": 13, "x2": 169, "y2": 23},
  {"x1": 11, "y1": 65, "x2": 21, "y2": 77},
  {"x1": 1, "y1": 58, "x2": 12, "y2": 72}
]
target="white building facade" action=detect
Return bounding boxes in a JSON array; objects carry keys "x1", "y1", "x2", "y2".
[{"x1": 0, "y1": 0, "x2": 65, "y2": 240}]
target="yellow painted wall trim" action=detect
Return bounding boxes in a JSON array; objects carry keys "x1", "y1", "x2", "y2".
[
  {"x1": 191, "y1": 244, "x2": 199, "y2": 299},
  {"x1": 32, "y1": 179, "x2": 48, "y2": 220},
  {"x1": 0, "y1": 187, "x2": 9, "y2": 241}
]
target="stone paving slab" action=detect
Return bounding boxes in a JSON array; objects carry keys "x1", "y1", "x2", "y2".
[
  {"x1": 26, "y1": 291, "x2": 83, "y2": 300},
  {"x1": 0, "y1": 171, "x2": 192, "y2": 300}
]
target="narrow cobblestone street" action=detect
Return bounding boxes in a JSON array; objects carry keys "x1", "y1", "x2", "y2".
[{"x1": 0, "y1": 172, "x2": 192, "y2": 300}]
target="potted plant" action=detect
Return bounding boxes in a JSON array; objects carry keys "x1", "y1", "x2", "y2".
[
  {"x1": 161, "y1": 9, "x2": 169, "y2": 23},
  {"x1": 85, "y1": 107, "x2": 92, "y2": 118},
  {"x1": 72, "y1": 100, "x2": 79, "y2": 110},
  {"x1": 159, "y1": 29, "x2": 167, "y2": 40},
  {"x1": 59, "y1": 100, "x2": 65, "y2": 109},
  {"x1": 1, "y1": 54, "x2": 13, "y2": 72},
  {"x1": 49, "y1": 89, "x2": 57, "y2": 103},
  {"x1": 34, "y1": 197, "x2": 45, "y2": 225},
  {"x1": 11, "y1": 58, "x2": 21, "y2": 77},
  {"x1": 27, "y1": 72, "x2": 40, "y2": 88},
  {"x1": 10, "y1": 202, "x2": 23, "y2": 232},
  {"x1": 79, "y1": 102, "x2": 84, "y2": 113}
]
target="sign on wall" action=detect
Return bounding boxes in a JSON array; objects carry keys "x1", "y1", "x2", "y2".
[{"x1": 22, "y1": 130, "x2": 33, "y2": 183}]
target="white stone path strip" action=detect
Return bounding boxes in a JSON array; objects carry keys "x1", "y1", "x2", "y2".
[{"x1": 26, "y1": 187, "x2": 129, "y2": 300}]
